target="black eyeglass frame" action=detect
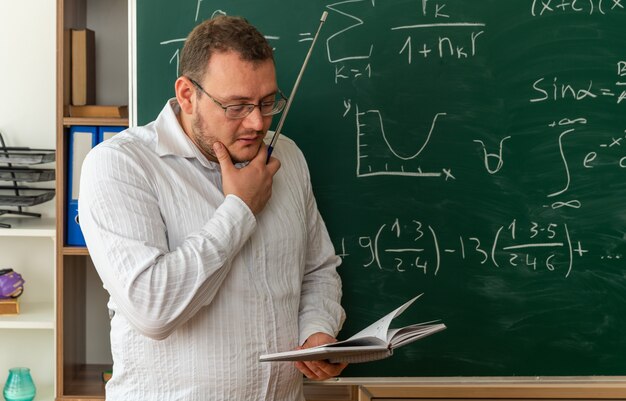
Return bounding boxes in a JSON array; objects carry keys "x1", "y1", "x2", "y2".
[{"x1": 188, "y1": 77, "x2": 287, "y2": 119}]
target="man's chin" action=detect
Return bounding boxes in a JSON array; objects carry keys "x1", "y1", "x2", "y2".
[{"x1": 230, "y1": 144, "x2": 262, "y2": 163}]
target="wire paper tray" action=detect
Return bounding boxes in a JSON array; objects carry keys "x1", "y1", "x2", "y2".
[
  {"x1": 0, "y1": 149, "x2": 55, "y2": 165},
  {"x1": 0, "y1": 187, "x2": 55, "y2": 207},
  {"x1": 0, "y1": 167, "x2": 55, "y2": 183}
]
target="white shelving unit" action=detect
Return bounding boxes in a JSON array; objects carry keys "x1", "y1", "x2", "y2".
[
  {"x1": 0, "y1": 218, "x2": 56, "y2": 237},
  {"x1": 0, "y1": 217, "x2": 56, "y2": 401},
  {"x1": 0, "y1": 302, "x2": 55, "y2": 330}
]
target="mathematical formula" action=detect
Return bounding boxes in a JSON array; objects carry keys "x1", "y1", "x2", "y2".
[
  {"x1": 531, "y1": 61, "x2": 626, "y2": 105},
  {"x1": 147, "y1": 1, "x2": 626, "y2": 289},
  {"x1": 157, "y1": 2, "x2": 626, "y2": 213},
  {"x1": 531, "y1": 0, "x2": 625, "y2": 16},
  {"x1": 161, "y1": 0, "x2": 626, "y2": 72},
  {"x1": 335, "y1": 218, "x2": 625, "y2": 279}
]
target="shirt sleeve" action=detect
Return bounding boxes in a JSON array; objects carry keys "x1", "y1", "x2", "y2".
[
  {"x1": 295, "y1": 149, "x2": 346, "y2": 345},
  {"x1": 78, "y1": 144, "x2": 256, "y2": 340}
]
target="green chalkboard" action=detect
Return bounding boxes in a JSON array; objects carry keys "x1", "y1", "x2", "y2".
[{"x1": 134, "y1": 0, "x2": 626, "y2": 377}]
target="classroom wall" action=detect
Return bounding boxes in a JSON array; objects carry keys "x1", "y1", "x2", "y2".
[
  {"x1": 0, "y1": 0, "x2": 56, "y2": 218},
  {"x1": 0, "y1": 0, "x2": 116, "y2": 365}
]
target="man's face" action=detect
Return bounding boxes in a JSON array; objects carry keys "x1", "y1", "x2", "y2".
[{"x1": 189, "y1": 51, "x2": 278, "y2": 163}]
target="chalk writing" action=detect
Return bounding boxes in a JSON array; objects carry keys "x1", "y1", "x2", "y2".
[
  {"x1": 531, "y1": 0, "x2": 626, "y2": 16},
  {"x1": 326, "y1": 0, "x2": 374, "y2": 63},
  {"x1": 334, "y1": 63, "x2": 372, "y2": 83},
  {"x1": 152, "y1": 3, "x2": 624, "y2": 279},
  {"x1": 473, "y1": 136, "x2": 511, "y2": 175},
  {"x1": 391, "y1": 1, "x2": 485, "y2": 64},
  {"x1": 397, "y1": 31, "x2": 484, "y2": 63},
  {"x1": 583, "y1": 129, "x2": 626, "y2": 169},
  {"x1": 531, "y1": 76, "x2": 625, "y2": 105},
  {"x1": 337, "y1": 218, "x2": 589, "y2": 278},
  {"x1": 521, "y1": 61, "x2": 626, "y2": 210},
  {"x1": 353, "y1": 105, "x2": 448, "y2": 178},
  {"x1": 541, "y1": 116, "x2": 625, "y2": 209}
]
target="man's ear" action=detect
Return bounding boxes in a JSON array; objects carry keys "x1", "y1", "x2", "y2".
[{"x1": 175, "y1": 76, "x2": 195, "y2": 115}]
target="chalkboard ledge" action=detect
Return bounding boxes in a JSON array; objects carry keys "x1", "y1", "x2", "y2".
[{"x1": 304, "y1": 377, "x2": 626, "y2": 400}]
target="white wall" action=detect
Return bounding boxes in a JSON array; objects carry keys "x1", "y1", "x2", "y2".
[
  {"x1": 0, "y1": 0, "x2": 57, "y2": 218},
  {"x1": 0, "y1": 1, "x2": 57, "y2": 391},
  {"x1": 0, "y1": 0, "x2": 120, "y2": 367}
]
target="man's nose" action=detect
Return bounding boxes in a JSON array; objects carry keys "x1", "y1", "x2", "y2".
[{"x1": 242, "y1": 106, "x2": 265, "y2": 131}]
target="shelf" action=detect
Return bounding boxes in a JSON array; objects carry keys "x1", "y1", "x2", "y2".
[
  {"x1": 0, "y1": 301, "x2": 54, "y2": 329},
  {"x1": 0, "y1": 217, "x2": 55, "y2": 237},
  {"x1": 56, "y1": 0, "x2": 128, "y2": 398},
  {"x1": 63, "y1": 363, "x2": 108, "y2": 399},
  {"x1": 63, "y1": 117, "x2": 128, "y2": 127},
  {"x1": 63, "y1": 246, "x2": 90, "y2": 255}
]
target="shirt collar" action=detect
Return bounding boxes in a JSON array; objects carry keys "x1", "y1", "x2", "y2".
[{"x1": 154, "y1": 98, "x2": 219, "y2": 170}]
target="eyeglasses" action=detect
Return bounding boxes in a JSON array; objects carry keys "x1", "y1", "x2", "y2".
[{"x1": 189, "y1": 78, "x2": 287, "y2": 119}]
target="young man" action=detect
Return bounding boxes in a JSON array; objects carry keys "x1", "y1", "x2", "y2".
[{"x1": 79, "y1": 15, "x2": 346, "y2": 401}]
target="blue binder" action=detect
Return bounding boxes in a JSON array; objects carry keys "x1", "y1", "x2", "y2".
[
  {"x1": 98, "y1": 126, "x2": 125, "y2": 143},
  {"x1": 67, "y1": 126, "x2": 98, "y2": 246}
]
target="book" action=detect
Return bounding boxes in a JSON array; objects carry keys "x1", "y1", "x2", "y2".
[
  {"x1": 68, "y1": 105, "x2": 129, "y2": 118},
  {"x1": 0, "y1": 298, "x2": 19, "y2": 315},
  {"x1": 259, "y1": 294, "x2": 446, "y2": 363},
  {"x1": 71, "y1": 29, "x2": 96, "y2": 106}
]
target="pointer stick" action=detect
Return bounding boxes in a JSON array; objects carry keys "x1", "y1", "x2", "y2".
[{"x1": 266, "y1": 11, "x2": 329, "y2": 162}]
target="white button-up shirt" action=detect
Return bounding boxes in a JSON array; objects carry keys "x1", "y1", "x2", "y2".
[{"x1": 78, "y1": 99, "x2": 345, "y2": 401}]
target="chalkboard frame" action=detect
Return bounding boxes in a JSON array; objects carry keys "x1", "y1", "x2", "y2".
[
  {"x1": 301, "y1": 377, "x2": 626, "y2": 399},
  {"x1": 355, "y1": 377, "x2": 626, "y2": 399}
]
